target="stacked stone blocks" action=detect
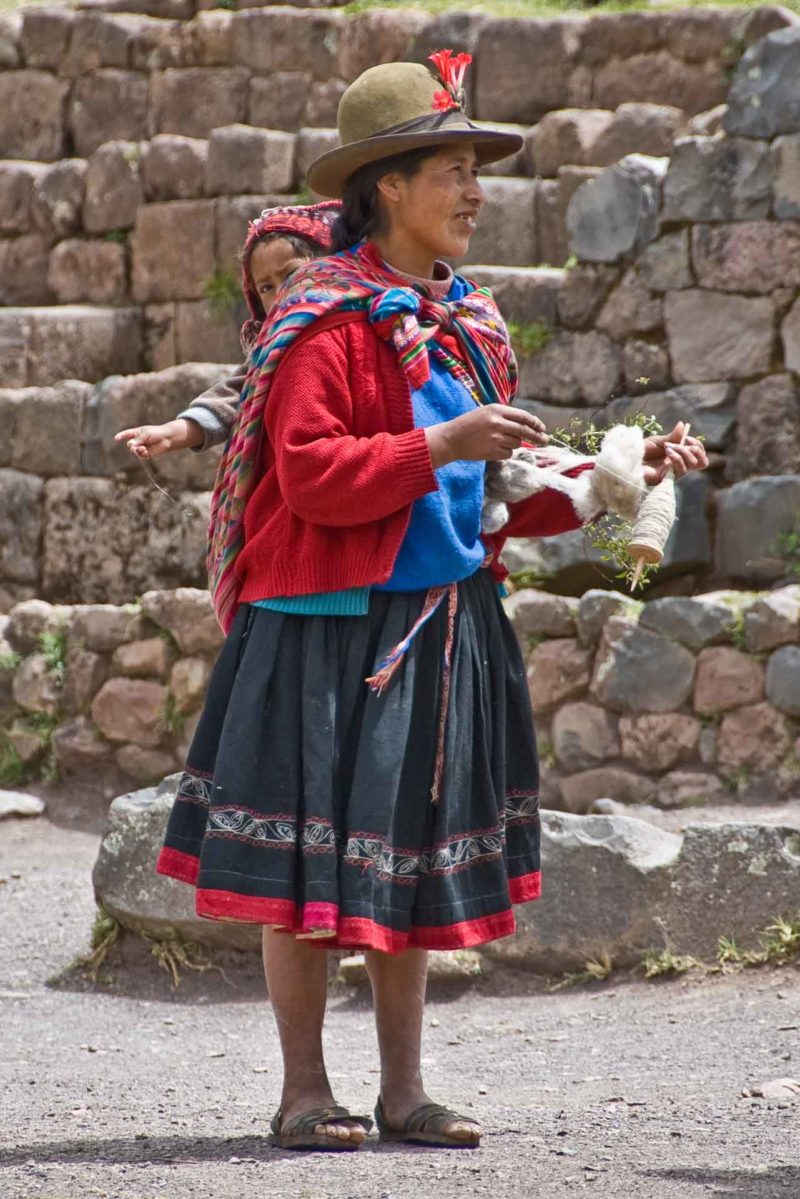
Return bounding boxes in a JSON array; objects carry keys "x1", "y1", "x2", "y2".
[{"x1": 3, "y1": 585, "x2": 799, "y2": 805}]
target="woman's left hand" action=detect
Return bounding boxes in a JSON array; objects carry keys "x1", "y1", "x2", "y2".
[{"x1": 641, "y1": 421, "x2": 708, "y2": 485}]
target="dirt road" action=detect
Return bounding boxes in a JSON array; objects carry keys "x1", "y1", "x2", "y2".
[{"x1": 1, "y1": 816, "x2": 798, "y2": 1199}]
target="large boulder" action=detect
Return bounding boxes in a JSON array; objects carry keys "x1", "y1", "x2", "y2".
[
  {"x1": 715, "y1": 476, "x2": 800, "y2": 582},
  {"x1": 591, "y1": 617, "x2": 696, "y2": 713},
  {"x1": 566, "y1": 155, "x2": 666, "y2": 264},
  {"x1": 662, "y1": 137, "x2": 773, "y2": 222},
  {"x1": 484, "y1": 810, "x2": 681, "y2": 970},
  {"x1": 724, "y1": 28, "x2": 800, "y2": 139},
  {"x1": 93, "y1": 775, "x2": 260, "y2": 950},
  {"x1": 94, "y1": 784, "x2": 800, "y2": 969}
]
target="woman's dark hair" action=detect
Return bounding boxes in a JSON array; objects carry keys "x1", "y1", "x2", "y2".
[{"x1": 331, "y1": 145, "x2": 441, "y2": 252}]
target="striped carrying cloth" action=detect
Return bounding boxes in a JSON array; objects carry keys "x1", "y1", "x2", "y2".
[{"x1": 207, "y1": 239, "x2": 518, "y2": 634}]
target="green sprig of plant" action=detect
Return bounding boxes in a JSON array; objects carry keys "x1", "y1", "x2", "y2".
[
  {"x1": 0, "y1": 740, "x2": 26, "y2": 788},
  {"x1": 37, "y1": 629, "x2": 68, "y2": 686},
  {"x1": 203, "y1": 269, "x2": 241, "y2": 317},
  {"x1": 507, "y1": 320, "x2": 552, "y2": 358},
  {"x1": 549, "y1": 412, "x2": 666, "y2": 593},
  {"x1": 775, "y1": 522, "x2": 800, "y2": 579},
  {"x1": 550, "y1": 953, "x2": 613, "y2": 990},
  {"x1": 641, "y1": 948, "x2": 698, "y2": 979},
  {"x1": 0, "y1": 650, "x2": 21, "y2": 673},
  {"x1": 160, "y1": 694, "x2": 186, "y2": 737}
]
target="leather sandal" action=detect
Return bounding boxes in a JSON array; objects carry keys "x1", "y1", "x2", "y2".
[
  {"x1": 374, "y1": 1097, "x2": 481, "y2": 1148},
  {"x1": 269, "y1": 1105, "x2": 373, "y2": 1151}
]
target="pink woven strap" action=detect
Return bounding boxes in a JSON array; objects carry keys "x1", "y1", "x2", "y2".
[{"x1": 365, "y1": 582, "x2": 458, "y2": 805}]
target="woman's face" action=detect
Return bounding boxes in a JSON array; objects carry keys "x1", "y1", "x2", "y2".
[
  {"x1": 378, "y1": 145, "x2": 485, "y2": 262},
  {"x1": 249, "y1": 236, "x2": 311, "y2": 314}
]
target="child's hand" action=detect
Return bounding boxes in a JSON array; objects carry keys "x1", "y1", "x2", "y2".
[{"x1": 114, "y1": 418, "x2": 204, "y2": 460}]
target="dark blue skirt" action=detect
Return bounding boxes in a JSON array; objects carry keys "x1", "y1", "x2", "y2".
[{"x1": 157, "y1": 569, "x2": 541, "y2": 953}]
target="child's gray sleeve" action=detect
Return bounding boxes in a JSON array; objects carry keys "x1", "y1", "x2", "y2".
[{"x1": 177, "y1": 365, "x2": 247, "y2": 451}]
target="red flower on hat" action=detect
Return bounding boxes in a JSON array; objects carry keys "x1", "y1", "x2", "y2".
[{"x1": 429, "y1": 49, "x2": 472, "y2": 113}]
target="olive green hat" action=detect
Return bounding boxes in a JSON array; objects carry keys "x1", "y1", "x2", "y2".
[{"x1": 306, "y1": 56, "x2": 523, "y2": 200}]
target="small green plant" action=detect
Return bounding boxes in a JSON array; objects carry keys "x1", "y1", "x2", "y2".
[
  {"x1": 717, "y1": 935, "x2": 764, "y2": 969},
  {"x1": 203, "y1": 269, "x2": 241, "y2": 317},
  {"x1": 641, "y1": 948, "x2": 698, "y2": 979},
  {"x1": 0, "y1": 740, "x2": 26, "y2": 787},
  {"x1": 775, "y1": 523, "x2": 800, "y2": 579},
  {"x1": 215, "y1": 0, "x2": 236, "y2": 8},
  {"x1": 160, "y1": 694, "x2": 186, "y2": 737},
  {"x1": 0, "y1": 650, "x2": 21, "y2": 673},
  {"x1": 103, "y1": 229, "x2": 127, "y2": 245},
  {"x1": 37, "y1": 629, "x2": 68, "y2": 686},
  {"x1": 294, "y1": 183, "x2": 315, "y2": 204},
  {"x1": 526, "y1": 632, "x2": 545, "y2": 652},
  {"x1": 75, "y1": 906, "x2": 122, "y2": 983},
  {"x1": 562, "y1": 253, "x2": 578, "y2": 271},
  {"x1": 551, "y1": 952, "x2": 613, "y2": 990},
  {"x1": 509, "y1": 567, "x2": 553, "y2": 591},
  {"x1": 761, "y1": 915, "x2": 800, "y2": 965},
  {"x1": 507, "y1": 320, "x2": 552, "y2": 358},
  {"x1": 718, "y1": 917, "x2": 800, "y2": 971},
  {"x1": 725, "y1": 766, "x2": 750, "y2": 792},
  {"x1": 590, "y1": 516, "x2": 659, "y2": 591},
  {"x1": 537, "y1": 734, "x2": 556, "y2": 770},
  {"x1": 142, "y1": 927, "x2": 221, "y2": 989}
]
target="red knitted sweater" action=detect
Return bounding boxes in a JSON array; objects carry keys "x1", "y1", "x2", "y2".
[{"x1": 236, "y1": 314, "x2": 590, "y2": 603}]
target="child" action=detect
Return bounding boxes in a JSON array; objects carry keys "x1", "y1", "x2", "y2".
[{"x1": 115, "y1": 201, "x2": 341, "y2": 461}]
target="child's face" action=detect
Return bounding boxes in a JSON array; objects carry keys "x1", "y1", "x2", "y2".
[{"x1": 250, "y1": 237, "x2": 310, "y2": 314}]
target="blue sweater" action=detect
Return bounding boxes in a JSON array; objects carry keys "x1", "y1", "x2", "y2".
[{"x1": 255, "y1": 274, "x2": 484, "y2": 614}]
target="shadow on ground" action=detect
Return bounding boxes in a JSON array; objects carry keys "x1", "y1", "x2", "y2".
[
  {"x1": 0, "y1": 1133, "x2": 445, "y2": 1167},
  {"x1": 646, "y1": 1166, "x2": 800, "y2": 1196}
]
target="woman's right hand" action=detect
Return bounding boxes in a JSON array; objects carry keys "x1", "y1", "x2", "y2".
[
  {"x1": 114, "y1": 418, "x2": 204, "y2": 460},
  {"x1": 425, "y1": 404, "x2": 548, "y2": 469}
]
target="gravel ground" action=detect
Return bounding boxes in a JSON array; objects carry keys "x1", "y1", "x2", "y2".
[{"x1": 1, "y1": 816, "x2": 799, "y2": 1199}]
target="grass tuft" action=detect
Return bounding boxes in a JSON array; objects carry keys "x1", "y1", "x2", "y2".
[
  {"x1": 641, "y1": 948, "x2": 698, "y2": 979},
  {"x1": 775, "y1": 522, "x2": 800, "y2": 580},
  {"x1": 203, "y1": 269, "x2": 241, "y2": 317},
  {"x1": 0, "y1": 650, "x2": 21, "y2": 673},
  {"x1": 142, "y1": 928, "x2": 223, "y2": 989},
  {"x1": 74, "y1": 907, "x2": 123, "y2": 984},
  {"x1": 551, "y1": 952, "x2": 614, "y2": 990},
  {"x1": 0, "y1": 741, "x2": 27, "y2": 787},
  {"x1": 37, "y1": 628, "x2": 68, "y2": 686},
  {"x1": 507, "y1": 320, "x2": 552, "y2": 358}
]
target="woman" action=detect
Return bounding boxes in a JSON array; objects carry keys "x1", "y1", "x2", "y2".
[{"x1": 156, "y1": 54, "x2": 708, "y2": 1151}]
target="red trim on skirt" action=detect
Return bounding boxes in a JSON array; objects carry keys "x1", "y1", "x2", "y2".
[
  {"x1": 156, "y1": 846, "x2": 200, "y2": 885},
  {"x1": 156, "y1": 846, "x2": 541, "y2": 954}
]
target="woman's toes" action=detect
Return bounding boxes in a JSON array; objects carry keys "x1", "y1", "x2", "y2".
[
  {"x1": 313, "y1": 1121, "x2": 366, "y2": 1144},
  {"x1": 445, "y1": 1120, "x2": 481, "y2": 1142}
]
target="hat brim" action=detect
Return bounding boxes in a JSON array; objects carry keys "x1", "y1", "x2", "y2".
[{"x1": 305, "y1": 125, "x2": 523, "y2": 200}]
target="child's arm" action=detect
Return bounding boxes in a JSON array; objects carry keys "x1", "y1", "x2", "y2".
[
  {"x1": 176, "y1": 367, "x2": 247, "y2": 451},
  {"x1": 115, "y1": 365, "x2": 246, "y2": 459}
]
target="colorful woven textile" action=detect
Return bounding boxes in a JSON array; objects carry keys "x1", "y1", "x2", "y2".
[{"x1": 207, "y1": 240, "x2": 518, "y2": 633}]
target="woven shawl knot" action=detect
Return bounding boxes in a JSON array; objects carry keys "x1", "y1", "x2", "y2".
[{"x1": 367, "y1": 287, "x2": 431, "y2": 390}]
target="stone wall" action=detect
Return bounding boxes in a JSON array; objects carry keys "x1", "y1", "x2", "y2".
[
  {"x1": 0, "y1": 362, "x2": 233, "y2": 609},
  {"x1": 509, "y1": 585, "x2": 800, "y2": 810},
  {"x1": 2, "y1": 12, "x2": 800, "y2": 612},
  {"x1": 1, "y1": 4, "x2": 797, "y2": 381},
  {"x1": 2, "y1": 584, "x2": 799, "y2": 804}
]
